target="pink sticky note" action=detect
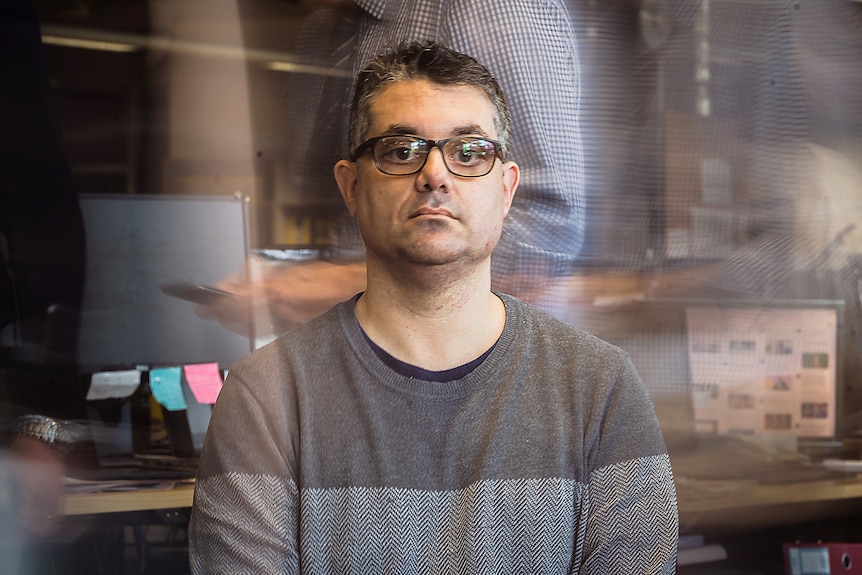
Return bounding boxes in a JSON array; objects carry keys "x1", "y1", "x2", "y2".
[{"x1": 183, "y1": 363, "x2": 223, "y2": 404}]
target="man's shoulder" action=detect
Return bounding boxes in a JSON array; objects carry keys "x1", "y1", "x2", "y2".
[
  {"x1": 230, "y1": 299, "x2": 353, "y2": 370},
  {"x1": 500, "y1": 293, "x2": 630, "y2": 362},
  {"x1": 501, "y1": 293, "x2": 613, "y2": 339},
  {"x1": 283, "y1": 298, "x2": 351, "y2": 339}
]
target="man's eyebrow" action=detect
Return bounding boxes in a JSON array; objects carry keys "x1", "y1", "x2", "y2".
[
  {"x1": 451, "y1": 125, "x2": 489, "y2": 138},
  {"x1": 379, "y1": 124, "x2": 418, "y2": 136}
]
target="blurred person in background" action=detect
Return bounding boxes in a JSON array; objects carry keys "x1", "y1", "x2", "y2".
[
  {"x1": 208, "y1": 0, "x2": 585, "y2": 332},
  {"x1": 1, "y1": 0, "x2": 88, "y2": 572}
]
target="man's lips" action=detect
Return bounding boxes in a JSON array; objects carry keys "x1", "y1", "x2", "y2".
[{"x1": 410, "y1": 207, "x2": 455, "y2": 219}]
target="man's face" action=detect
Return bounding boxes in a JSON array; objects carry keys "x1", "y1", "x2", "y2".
[{"x1": 334, "y1": 79, "x2": 519, "y2": 271}]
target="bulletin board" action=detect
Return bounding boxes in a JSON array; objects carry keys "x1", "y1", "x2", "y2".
[{"x1": 687, "y1": 303, "x2": 841, "y2": 439}]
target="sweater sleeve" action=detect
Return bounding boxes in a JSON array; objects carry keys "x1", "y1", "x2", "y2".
[
  {"x1": 581, "y1": 453, "x2": 678, "y2": 574},
  {"x1": 188, "y1": 349, "x2": 300, "y2": 575},
  {"x1": 580, "y1": 356, "x2": 679, "y2": 574}
]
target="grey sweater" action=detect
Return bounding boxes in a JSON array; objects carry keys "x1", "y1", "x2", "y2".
[{"x1": 189, "y1": 294, "x2": 678, "y2": 574}]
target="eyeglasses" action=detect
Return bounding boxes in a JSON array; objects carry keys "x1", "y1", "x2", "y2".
[{"x1": 350, "y1": 135, "x2": 503, "y2": 178}]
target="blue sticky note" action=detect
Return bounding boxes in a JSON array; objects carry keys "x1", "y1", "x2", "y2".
[{"x1": 149, "y1": 367, "x2": 187, "y2": 411}]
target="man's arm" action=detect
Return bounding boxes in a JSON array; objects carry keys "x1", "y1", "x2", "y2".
[
  {"x1": 580, "y1": 356, "x2": 679, "y2": 574},
  {"x1": 188, "y1": 361, "x2": 301, "y2": 574},
  {"x1": 582, "y1": 453, "x2": 678, "y2": 574}
]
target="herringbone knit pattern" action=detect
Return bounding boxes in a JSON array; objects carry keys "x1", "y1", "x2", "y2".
[
  {"x1": 193, "y1": 454, "x2": 675, "y2": 574},
  {"x1": 299, "y1": 476, "x2": 578, "y2": 574}
]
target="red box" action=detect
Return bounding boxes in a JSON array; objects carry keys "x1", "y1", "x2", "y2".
[{"x1": 784, "y1": 543, "x2": 862, "y2": 575}]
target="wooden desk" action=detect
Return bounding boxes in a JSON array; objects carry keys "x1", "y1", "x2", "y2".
[
  {"x1": 62, "y1": 481, "x2": 195, "y2": 516},
  {"x1": 678, "y1": 476, "x2": 862, "y2": 531},
  {"x1": 61, "y1": 475, "x2": 862, "y2": 530}
]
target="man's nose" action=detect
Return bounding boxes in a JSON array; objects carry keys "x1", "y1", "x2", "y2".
[{"x1": 416, "y1": 146, "x2": 450, "y2": 191}]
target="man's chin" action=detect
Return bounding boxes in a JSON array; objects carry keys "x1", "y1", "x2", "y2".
[{"x1": 396, "y1": 242, "x2": 493, "y2": 270}]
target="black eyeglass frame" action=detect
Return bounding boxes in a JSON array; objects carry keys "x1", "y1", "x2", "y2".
[{"x1": 349, "y1": 134, "x2": 504, "y2": 178}]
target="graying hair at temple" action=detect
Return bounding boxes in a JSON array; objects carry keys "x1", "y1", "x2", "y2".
[{"x1": 347, "y1": 40, "x2": 513, "y2": 161}]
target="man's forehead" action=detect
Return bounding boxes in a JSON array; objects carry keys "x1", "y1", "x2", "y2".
[{"x1": 367, "y1": 79, "x2": 496, "y2": 135}]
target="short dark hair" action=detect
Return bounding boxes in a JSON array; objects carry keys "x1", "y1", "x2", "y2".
[{"x1": 348, "y1": 41, "x2": 512, "y2": 161}]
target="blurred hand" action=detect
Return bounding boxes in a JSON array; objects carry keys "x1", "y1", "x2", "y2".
[
  {"x1": 198, "y1": 261, "x2": 366, "y2": 336},
  {"x1": 7, "y1": 436, "x2": 64, "y2": 537}
]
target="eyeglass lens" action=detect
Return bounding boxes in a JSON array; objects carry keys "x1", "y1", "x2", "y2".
[{"x1": 373, "y1": 136, "x2": 498, "y2": 177}]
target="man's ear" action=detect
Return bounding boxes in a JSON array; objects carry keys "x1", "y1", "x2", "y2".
[
  {"x1": 501, "y1": 160, "x2": 520, "y2": 217},
  {"x1": 334, "y1": 159, "x2": 359, "y2": 216}
]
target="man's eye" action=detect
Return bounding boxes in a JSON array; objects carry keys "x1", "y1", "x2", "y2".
[
  {"x1": 452, "y1": 143, "x2": 488, "y2": 165},
  {"x1": 392, "y1": 147, "x2": 416, "y2": 161},
  {"x1": 379, "y1": 140, "x2": 423, "y2": 163}
]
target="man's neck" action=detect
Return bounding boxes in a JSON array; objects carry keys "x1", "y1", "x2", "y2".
[{"x1": 355, "y1": 262, "x2": 506, "y2": 372}]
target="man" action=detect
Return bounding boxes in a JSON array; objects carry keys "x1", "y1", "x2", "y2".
[
  {"x1": 189, "y1": 41, "x2": 678, "y2": 574},
  {"x1": 211, "y1": 0, "x2": 584, "y2": 331}
]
